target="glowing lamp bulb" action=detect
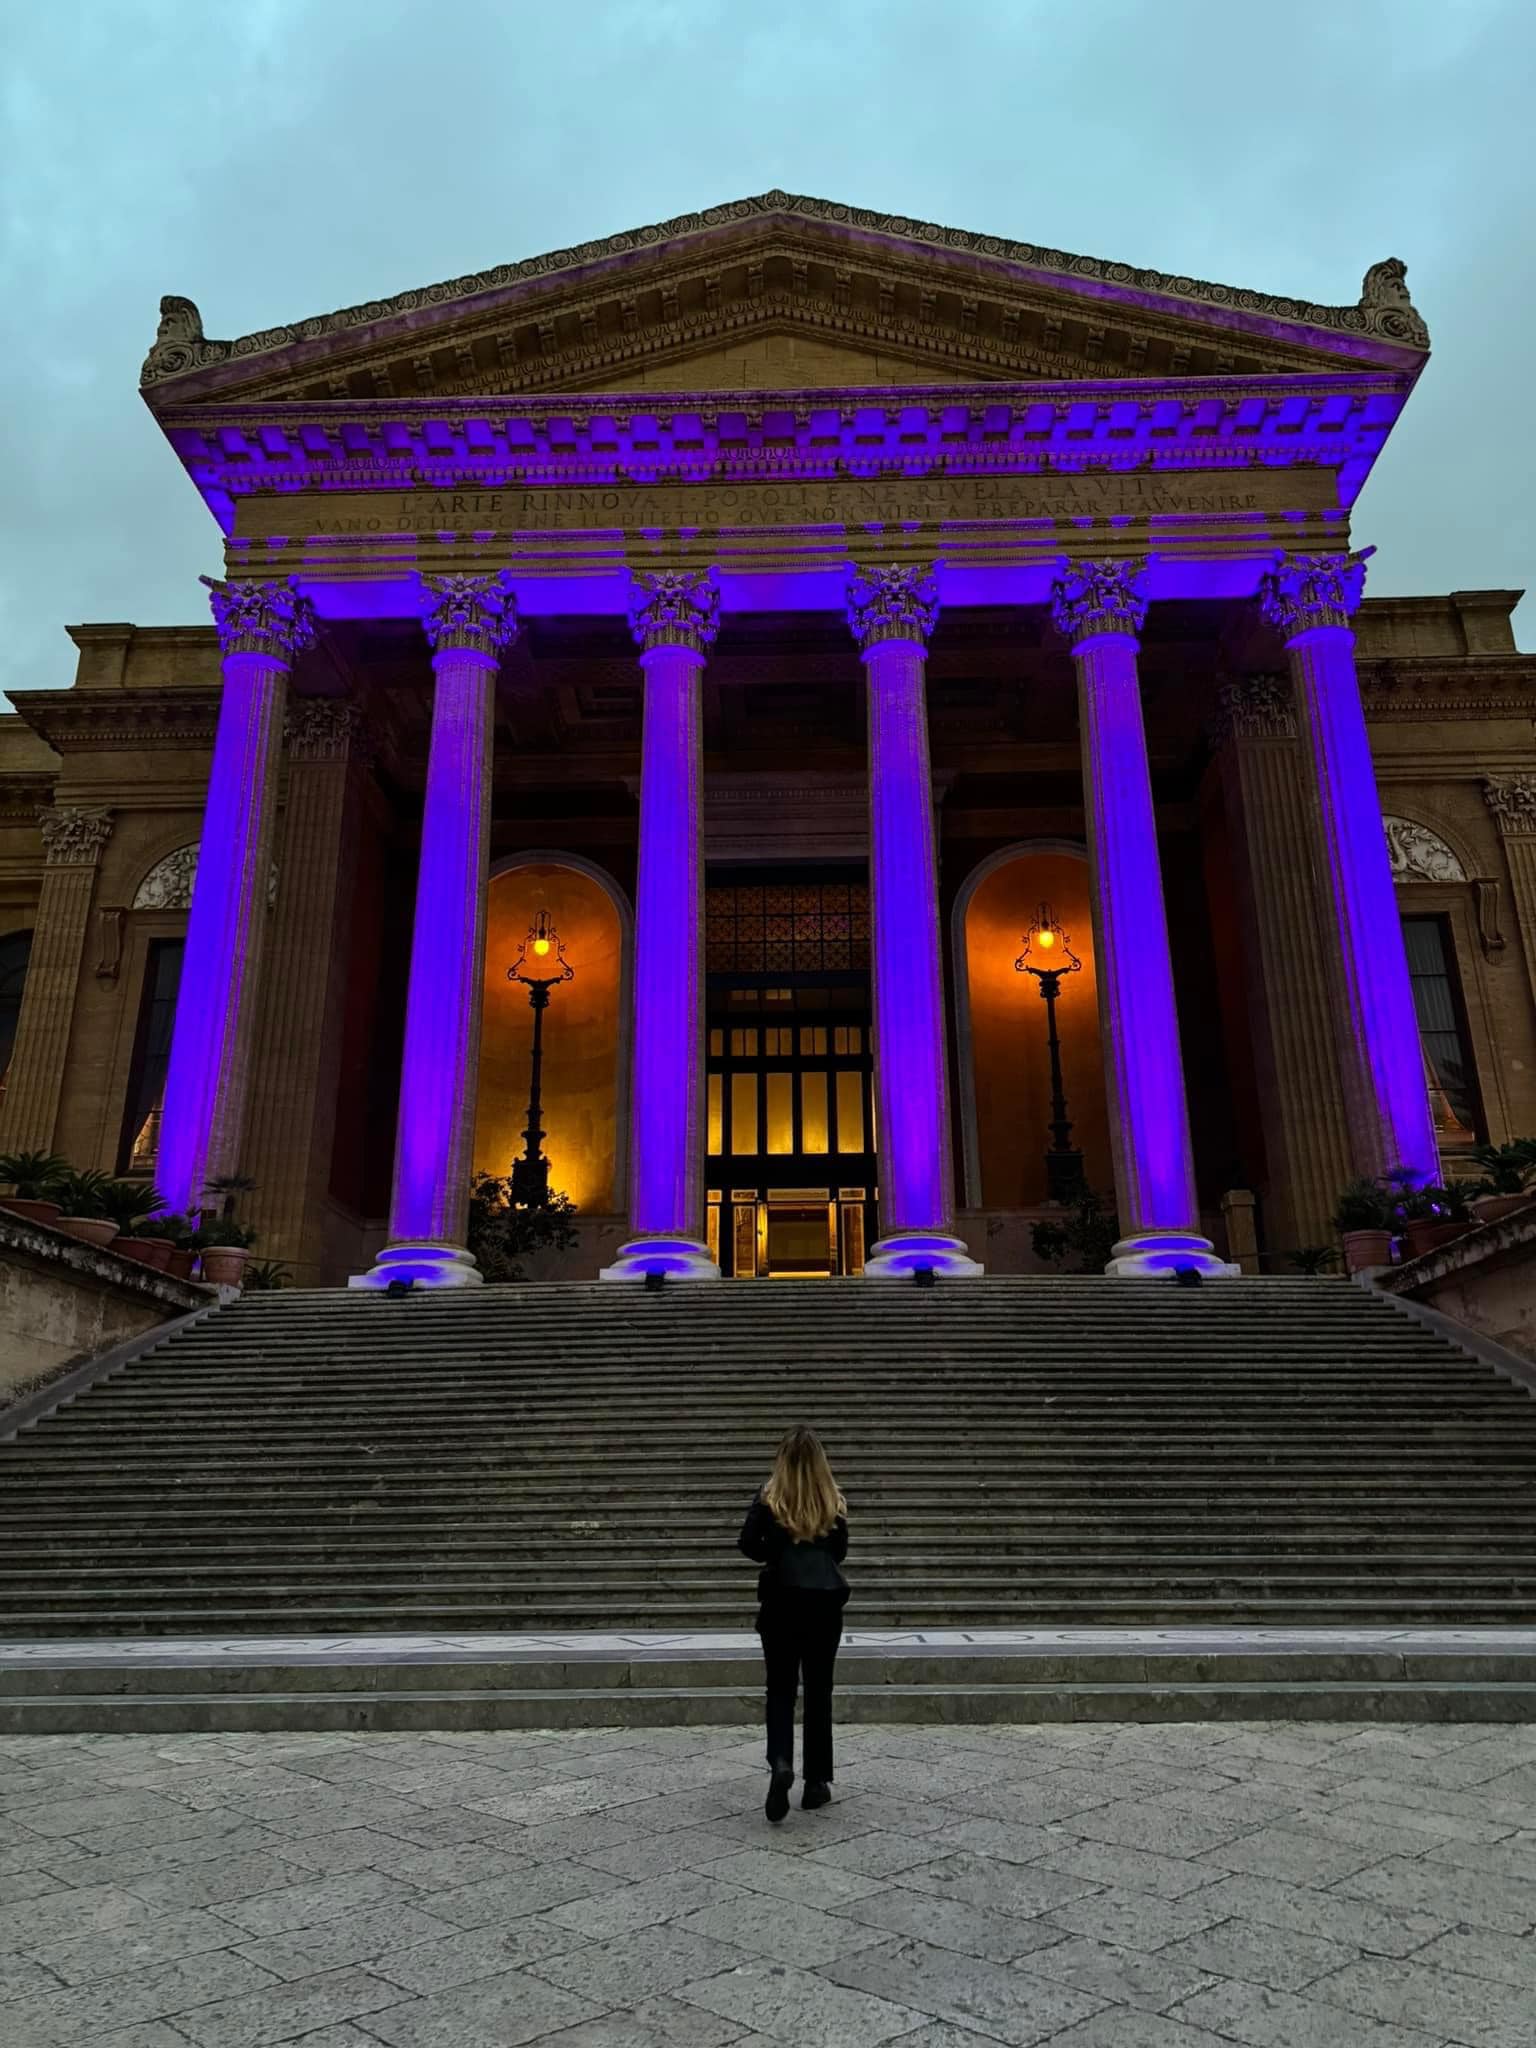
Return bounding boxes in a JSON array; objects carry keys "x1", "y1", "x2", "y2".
[
  {"x1": 1036, "y1": 928, "x2": 1055, "y2": 951},
  {"x1": 532, "y1": 936, "x2": 551, "y2": 957}
]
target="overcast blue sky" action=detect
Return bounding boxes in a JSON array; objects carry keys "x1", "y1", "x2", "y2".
[{"x1": 3, "y1": 0, "x2": 1534, "y2": 702}]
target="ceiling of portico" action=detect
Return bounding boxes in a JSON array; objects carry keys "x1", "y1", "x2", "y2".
[{"x1": 139, "y1": 192, "x2": 1430, "y2": 414}]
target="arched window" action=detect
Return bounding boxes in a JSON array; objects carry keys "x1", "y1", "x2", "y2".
[{"x1": 0, "y1": 932, "x2": 32, "y2": 1103}]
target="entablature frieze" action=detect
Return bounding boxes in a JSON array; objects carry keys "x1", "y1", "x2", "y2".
[
  {"x1": 1359, "y1": 657, "x2": 1536, "y2": 722},
  {"x1": 10, "y1": 690, "x2": 221, "y2": 752}
]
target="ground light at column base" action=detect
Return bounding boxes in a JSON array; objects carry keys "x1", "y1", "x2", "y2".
[
  {"x1": 1104, "y1": 1231, "x2": 1241, "y2": 1278},
  {"x1": 599, "y1": 1233, "x2": 721, "y2": 1281},
  {"x1": 863, "y1": 1230, "x2": 985, "y2": 1278},
  {"x1": 349, "y1": 1242, "x2": 484, "y2": 1289}
]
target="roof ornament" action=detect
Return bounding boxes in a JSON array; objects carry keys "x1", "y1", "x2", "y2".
[
  {"x1": 140, "y1": 295, "x2": 216, "y2": 383},
  {"x1": 1358, "y1": 259, "x2": 1429, "y2": 349}
]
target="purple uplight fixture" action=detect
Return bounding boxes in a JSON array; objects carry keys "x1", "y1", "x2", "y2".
[
  {"x1": 1016, "y1": 902, "x2": 1086, "y2": 1204},
  {"x1": 507, "y1": 908, "x2": 575, "y2": 1211}
]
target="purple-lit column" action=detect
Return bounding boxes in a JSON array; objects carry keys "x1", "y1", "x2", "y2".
[
  {"x1": 157, "y1": 579, "x2": 315, "y2": 1217},
  {"x1": 1052, "y1": 560, "x2": 1235, "y2": 1277},
  {"x1": 1260, "y1": 551, "x2": 1439, "y2": 1182},
  {"x1": 601, "y1": 571, "x2": 721, "y2": 1281},
  {"x1": 848, "y1": 566, "x2": 982, "y2": 1279},
  {"x1": 353, "y1": 573, "x2": 516, "y2": 1289}
]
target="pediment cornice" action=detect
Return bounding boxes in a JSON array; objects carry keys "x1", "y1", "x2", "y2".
[
  {"x1": 140, "y1": 193, "x2": 1430, "y2": 410},
  {"x1": 12, "y1": 690, "x2": 221, "y2": 751}
]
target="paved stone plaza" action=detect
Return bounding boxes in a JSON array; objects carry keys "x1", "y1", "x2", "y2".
[{"x1": 2, "y1": 1723, "x2": 1536, "y2": 2046}]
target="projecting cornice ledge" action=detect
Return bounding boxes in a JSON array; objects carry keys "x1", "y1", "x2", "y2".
[{"x1": 11, "y1": 690, "x2": 222, "y2": 750}]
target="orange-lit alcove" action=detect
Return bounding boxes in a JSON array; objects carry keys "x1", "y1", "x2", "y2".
[
  {"x1": 474, "y1": 858, "x2": 629, "y2": 1215},
  {"x1": 957, "y1": 846, "x2": 1111, "y2": 1208}
]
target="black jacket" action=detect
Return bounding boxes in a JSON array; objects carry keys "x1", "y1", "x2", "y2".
[{"x1": 739, "y1": 1493, "x2": 850, "y2": 1604}]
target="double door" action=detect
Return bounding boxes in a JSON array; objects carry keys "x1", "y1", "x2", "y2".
[{"x1": 704, "y1": 984, "x2": 877, "y2": 1278}]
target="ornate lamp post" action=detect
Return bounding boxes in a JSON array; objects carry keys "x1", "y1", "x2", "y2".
[
  {"x1": 507, "y1": 909, "x2": 574, "y2": 1208},
  {"x1": 1016, "y1": 903, "x2": 1085, "y2": 1202}
]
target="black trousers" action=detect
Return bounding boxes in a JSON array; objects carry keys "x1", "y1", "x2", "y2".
[{"x1": 758, "y1": 1593, "x2": 845, "y2": 1783}]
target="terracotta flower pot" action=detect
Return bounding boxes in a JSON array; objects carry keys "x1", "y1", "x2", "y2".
[
  {"x1": 166, "y1": 1248, "x2": 195, "y2": 1281},
  {"x1": 1342, "y1": 1229, "x2": 1394, "y2": 1274},
  {"x1": 114, "y1": 1236, "x2": 169, "y2": 1269},
  {"x1": 59, "y1": 1217, "x2": 121, "y2": 1249},
  {"x1": 0, "y1": 1198, "x2": 62, "y2": 1227},
  {"x1": 1471, "y1": 1193, "x2": 1530, "y2": 1225},
  {"x1": 199, "y1": 1246, "x2": 249, "y2": 1288},
  {"x1": 1404, "y1": 1218, "x2": 1472, "y2": 1259}
]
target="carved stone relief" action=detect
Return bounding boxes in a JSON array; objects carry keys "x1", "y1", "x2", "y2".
[
  {"x1": 1383, "y1": 816, "x2": 1467, "y2": 883},
  {"x1": 133, "y1": 842, "x2": 279, "y2": 911}
]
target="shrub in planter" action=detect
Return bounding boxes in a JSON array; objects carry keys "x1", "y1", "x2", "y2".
[
  {"x1": 1469, "y1": 1139, "x2": 1536, "y2": 1222},
  {"x1": 0, "y1": 1149, "x2": 70, "y2": 1225},
  {"x1": 99, "y1": 1180, "x2": 171, "y2": 1266},
  {"x1": 54, "y1": 1168, "x2": 121, "y2": 1248},
  {"x1": 151, "y1": 1212, "x2": 198, "y2": 1279},
  {"x1": 193, "y1": 1216, "x2": 256, "y2": 1287},
  {"x1": 1331, "y1": 1177, "x2": 1395, "y2": 1273},
  {"x1": 1396, "y1": 1179, "x2": 1474, "y2": 1258}
]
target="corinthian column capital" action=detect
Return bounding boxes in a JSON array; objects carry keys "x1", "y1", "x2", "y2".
[
  {"x1": 628, "y1": 570, "x2": 720, "y2": 655},
  {"x1": 846, "y1": 564, "x2": 939, "y2": 652},
  {"x1": 38, "y1": 806, "x2": 113, "y2": 867},
  {"x1": 1209, "y1": 672, "x2": 1298, "y2": 743},
  {"x1": 202, "y1": 577, "x2": 317, "y2": 662},
  {"x1": 1259, "y1": 549, "x2": 1374, "y2": 639},
  {"x1": 1484, "y1": 775, "x2": 1536, "y2": 836},
  {"x1": 1050, "y1": 558, "x2": 1148, "y2": 647},
  {"x1": 285, "y1": 697, "x2": 374, "y2": 764},
  {"x1": 419, "y1": 571, "x2": 519, "y2": 659}
]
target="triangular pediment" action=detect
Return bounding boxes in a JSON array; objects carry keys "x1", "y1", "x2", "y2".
[{"x1": 140, "y1": 192, "x2": 1430, "y2": 410}]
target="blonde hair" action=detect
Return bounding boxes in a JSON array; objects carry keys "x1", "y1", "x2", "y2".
[{"x1": 762, "y1": 1426, "x2": 847, "y2": 1544}]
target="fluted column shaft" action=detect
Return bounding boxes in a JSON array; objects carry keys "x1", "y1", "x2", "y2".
[
  {"x1": 1053, "y1": 561, "x2": 1233, "y2": 1275},
  {"x1": 245, "y1": 703, "x2": 371, "y2": 1283},
  {"x1": 0, "y1": 809, "x2": 113, "y2": 1152},
  {"x1": 1485, "y1": 777, "x2": 1536, "y2": 1025},
  {"x1": 356, "y1": 575, "x2": 515, "y2": 1289},
  {"x1": 602, "y1": 572, "x2": 720, "y2": 1280},
  {"x1": 1208, "y1": 680, "x2": 1352, "y2": 1251},
  {"x1": 847, "y1": 567, "x2": 980, "y2": 1278},
  {"x1": 157, "y1": 581, "x2": 313, "y2": 1215},
  {"x1": 1262, "y1": 553, "x2": 1439, "y2": 1183}
]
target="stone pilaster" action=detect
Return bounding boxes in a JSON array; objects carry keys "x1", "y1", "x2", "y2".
[
  {"x1": 1052, "y1": 560, "x2": 1233, "y2": 1276},
  {"x1": 355, "y1": 573, "x2": 516, "y2": 1289},
  {"x1": 1207, "y1": 674, "x2": 1352, "y2": 1250},
  {"x1": 1260, "y1": 550, "x2": 1439, "y2": 1182},
  {"x1": 244, "y1": 700, "x2": 373, "y2": 1283},
  {"x1": 846, "y1": 564, "x2": 980, "y2": 1278},
  {"x1": 602, "y1": 571, "x2": 721, "y2": 1280},
  {"x1": 1484, "y1": 775, "x2": 1536, "y2": 1019},
  {"x1": 0, "y1": 807, "x2": 113, "y2": 1152}
]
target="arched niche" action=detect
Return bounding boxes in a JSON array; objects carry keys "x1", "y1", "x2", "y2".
[
  {"x1": 475, "y1": 854, "x2": 631, "y2": 1214},
  {"x1": 953, "y1": 842, "x2": 1110, "y2": 1209}
]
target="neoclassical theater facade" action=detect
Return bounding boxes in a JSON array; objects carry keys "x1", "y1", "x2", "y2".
[{"x1": 2, "y1": 194, "x2": 1534, "y2": 1286}]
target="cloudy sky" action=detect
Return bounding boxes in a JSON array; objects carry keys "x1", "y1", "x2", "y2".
[{"x1": 3, "y1": 0, "x2": 1534, "y2": 703}]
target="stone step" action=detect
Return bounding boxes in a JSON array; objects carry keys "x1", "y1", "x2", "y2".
[{"x1": 1, "y1": 1634, "x2": 1533, "y2": 1733}]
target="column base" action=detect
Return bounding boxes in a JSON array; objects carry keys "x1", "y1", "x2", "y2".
[
  {"x1": 349, "y1": 1243, "x2": 483, "y2": 1290},
  {"x1": 1104, "y1": 1232, "x2": 1240, "y2": 1279},
  {"x1": 599, "y1": 1234, "x2": 721, "y2": 1282},
  {"x1": 863, "y1": 1231, "x2": 985, "y2": 1279}
]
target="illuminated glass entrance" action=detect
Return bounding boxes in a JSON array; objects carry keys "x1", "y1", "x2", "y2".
[{"x1": 704, "y1": 871, "x2": 877, "y2": 1278}]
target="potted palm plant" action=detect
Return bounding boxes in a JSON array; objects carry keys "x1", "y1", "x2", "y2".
[
  {"x1": 1394, "y1": 1178, "x2": 1474, "y2": 1259},
  {"x1": 54, "y1": 1168, "x2": 121, "y2": 1248},
  {"x1": 153, "y1": 1213, "x2": 198, "y2": 1281},
  {"x1": 100, "y1": 1180, "x2": 171, "y2": 1267},
  {"x1": 1332, "y1": 1178, "x2": 1394, "y2": 1274},
  {"x1": 193, "y1": 1214, "x2": 256, "y2": 1288},
  {"x1": 1469, "y1": 1140, "x2": 1536, "y2": 1225},
  {"x1": 0, "y1": 1150, "x2": 70, "y2": 1226}
]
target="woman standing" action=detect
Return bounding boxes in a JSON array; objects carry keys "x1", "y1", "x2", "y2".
[{"x1": 738, "y1": 1425, "x2": 850, "y2": 1823}]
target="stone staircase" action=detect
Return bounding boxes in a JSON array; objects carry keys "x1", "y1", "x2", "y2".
[{"x1": 2, "y1": 1277, "x2": 1535, "y2": 1644}]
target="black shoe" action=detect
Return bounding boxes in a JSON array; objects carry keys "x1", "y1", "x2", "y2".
[
  {"x1": 801, "y1": 1781, "x2": 832, "y2": 1810},
  {"x1": 765, "y1": 1764, "x2": 794, "y2": 1824}
]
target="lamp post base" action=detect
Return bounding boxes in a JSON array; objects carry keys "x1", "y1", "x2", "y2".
[
  {"x1": 1104, "y1": 1231, "x2": 1240, "y2": 1279},
  {"x1": 599, "y1": 1234, "x2": 721, "y2": 1282},
  {"x1": 863, "y1": 1230, "x2": 984, "y2": 1279},
  {"x1": 349, "y1": 1243, "x2": 483, "y2": 1290}
]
